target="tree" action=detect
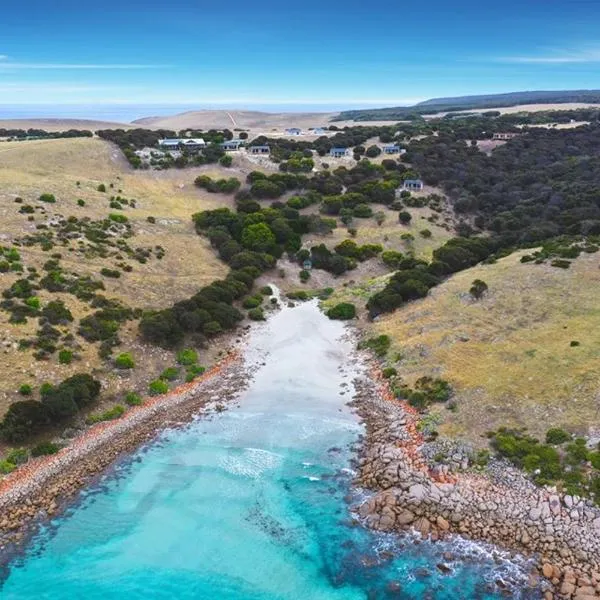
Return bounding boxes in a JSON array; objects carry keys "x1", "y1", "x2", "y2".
[
  {"x1": 241, "y1": 223, "x2": 276, "y2": 252},
  {"x1": 366, "y1": 145, "x2": 382, "y2": 158},
  {"x1": 469, "y1": 279, "x2": 488, "y2": 299},
  {"x1": 219, "y1": 154, "x2": 233, "y2": 167},
  {"x1": 398, "y1": 211, "x2": 412, "y2": 224}
]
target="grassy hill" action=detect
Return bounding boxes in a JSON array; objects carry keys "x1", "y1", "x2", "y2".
[
  {"x1": 0, "y1": 137, "x2": 229, "y2": 417},
  {"x1": 336, "y1": 89, "x2": 600, "y2": 121},
  {"x1": 371, "y1": 251, "x2": 600, "y2": 443}
]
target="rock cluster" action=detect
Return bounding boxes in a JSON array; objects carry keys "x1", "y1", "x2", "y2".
[{"x1": 351, "y1": 370, "x2": 600, "y2": 599}]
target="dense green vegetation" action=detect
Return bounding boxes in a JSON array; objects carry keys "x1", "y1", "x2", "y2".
[
  {"x1": 0, "y1": 374, "x2": 101, "y2": 442},
  {"x1": 0, "y1": 128, "x2": 93, "y2": 140},
  {"x1": 488, "y1": 427, "x2": 600, "y2": 504},
  {"x1": 336, "y1": 90, "x2": 600, "y2": 120}
]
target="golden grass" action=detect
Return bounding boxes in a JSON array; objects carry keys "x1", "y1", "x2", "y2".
[
  {"x1": 0, "y1": 137, "x2": 232, "y2": 416},
  {"x1": 373, "y1": 251, "x2": 600, "y2": 443}
]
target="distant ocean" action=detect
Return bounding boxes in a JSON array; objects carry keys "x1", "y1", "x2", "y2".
[{"x1": 0, "y1": 103, "x2": 385, "y2": 123}]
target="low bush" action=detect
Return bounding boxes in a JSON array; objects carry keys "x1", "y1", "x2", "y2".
[
  {"x1": 31, "y1": 441, "x2": 60, "y2": 457},
  {"x1": 248, "y1": 307, "x2": 265, "y2": 321},
  {"x1": 6, "y1": 447, "x2": 28, "y2": 465},
  {"x1": 100, "y1": 267, "x2": 121, "y2": 278},
  {"x1": 326, "y1": 302, "x2": 356, "y2": 320},
  {"x1": 469, "y1": 279, "x2": 488, "y2": 300},
  {"x1": 124, "y1": 392, "x2": 143, "y2": 406},
  {"x1": 86, "y1": 405, "x2": 125, "y2": 424},
  {"x1": 58, "y1": 349, "x2": 73, "y2": 364},
  {"x1": 0, "y1": 460, "x2": 16, "y2": 474},
  {"x1": 149, "y1": 379, "x2": 169, "y2": 395},
  {"x1": 176, "y1": 348, "x2": 198, "y2": 366},
  {"x1": 382, "y1": 367, "x2": 397, "y2": 378},
  {"x1": 39, "y1": 193, "x2": 56, "y2": 203},
  {"x1": 259, "y1": 286, "x2": 273, "y2": 296},
  {"x1": 185, "y1": 364, "x2": 206, "y2": 382},
  {"x1": 358, "y1": 335, "x2": 391, "y2": 357},
  {"x1": 545, "y1": 428, "x2": 572, "y2": 445},
  {"x1": 160, "y1": 367, "x2": 179, "y2": 381},
  {"x1": 115, "y1": 352, "x2": 135, "y2": 369},
  {"x1": 18, "y1": 384, "x2": 33, "y2": 396}
]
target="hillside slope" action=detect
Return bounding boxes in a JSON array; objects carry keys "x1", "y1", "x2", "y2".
[
  {"x1": 373, "y1": 251, "x2": 600, "y2": 442},
  {"x1": 0, "y1": 137, "x2": 229, "y2": 415}
]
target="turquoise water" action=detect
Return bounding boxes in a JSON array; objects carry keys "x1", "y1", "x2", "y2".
[{"x1": 1, "y1": 302, "x2": 539, "y2": 599}]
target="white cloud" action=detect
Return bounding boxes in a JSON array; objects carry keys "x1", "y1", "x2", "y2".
[
  {"x1": 0, "y1": 62, "x2": 167, "y2": 70},
  {"x1": 0, "y1": 82, "x2": 139, "y2": 93},
  {"x1": 499, "y1": 45, "x2": 600, "y2": 64}
]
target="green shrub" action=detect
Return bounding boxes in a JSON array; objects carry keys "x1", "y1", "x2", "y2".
[
  {"x1": 570, "y1": 340, "x2": 580, "y2": 347},
  {"x1": 31, "y1": 442, "x2": 60, "y2": 457},
  {"x1": 326, "y1": 302, "x2": 356, "y2": 320},
  {"x1": 109, "y1": 213, "x2": 128, "y2": 223},
  {"x1": 590, "y1": 452, "x2": 600, "y2": 470},
  {"x1": 160, "y1": 367, "x2": 179, "y2": 381},
  {"x1": 382, "y1": 367, "x2": 397, "y2": 378},
  {"x1": 185, "y1": 364, "x2": 206, "y2": 382},
  {"x1": 39, "y1": 193, "x2": 56, "y2": 203},
  {"x1": 248, "y1": 307, "x2": 265, "y2": 321},
  {"x1": 360, "y1": 335, "x2": 390, "y2": 357},
  {"x1": 420, "y1": 229, "x2": 432, "y2": 238},
  {"x1": 149, "y1": 379, "x2": 169, "y2": 395},
  {"x1": 299, "y1": 269, "x2": 310, "y2": 282},
  {"x1": 115, "y1": 352, "x2": 135, "y2": 369},
  {"x1": 242, "y1": 295, "x2": 263, "y2": 309},
  {"x1": 398, "y1": 211, "x2": 412, "y2": 224},
  {"x1": 41, "y1": 300, "x2": 73, "y2": 324},
  {"x1": 147, "y1": 216, "x2": 156, "y2": 224},
  {"x1": 124, "y1": 392, "x2": 143, "y2": 406},
  {"x1": 550, "y1": 259, "x2": 571, "y2": 269},
  {"x1": 77, "y1": 199, "x2": 85, "y2": 207},
  {"x1": 58, "y1": 349, "x2": 73, "y2": 365},
  {"x1": 219, "y1": 154, "x2": 233, "y2": 167},
  {"x1": 86, "y1": 404, "x2": 125, "y2": 424},
  {"x1": 18, "y1": 384, "x2": 33, "y2": 396},
  {"x1": 176, "y1": 348, "x2": 198, "y2": 366},
  {"x1": 6, "y1": 448, "x2": 28, "y2": 465},
  {"x1": 545, "y1": 428, "x2": 571, "y2": 445},
  {"x1": 25, "y1": 296, "x2": 41, "y2": 309},
  {"x1": 100, "y1": 267, "x2": 121, "y2": 278},
  {"x1": 97, "y1": 184, "x2": 107, "y2": 192},
  {"x1": 259, "y1": 286, "x2": 273, "y2": 296},
  {"x1": 0, "y1": 460, "x2": 16, "y2": 474}
]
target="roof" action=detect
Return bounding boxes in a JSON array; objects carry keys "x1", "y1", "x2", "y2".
[
  {"x1": 330, "y1": 147, "x2": 348, "y2": 152},
  {"x1": 158, "y1": 138, "x2": 181, "y2": 146},
  {"x1": 222, "y1": 139, "x2": 243, "y2": 145},
  {"x1": 286, "y1": 128, "x2": 302, "y2": 132},
  {"x1": 250, "y1": 145, "x2": 270, "y2": 150},
  {"x1": 404, "y1": 179, "x2": 423, "y2": 184},
  {"x1": 383, "y1": 144, "x2": 400, "y2": 148},
  {"x1": 180, "y1": 138, "x2": 205, "y2": 145}
]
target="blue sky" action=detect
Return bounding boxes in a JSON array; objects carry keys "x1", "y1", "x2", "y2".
[{"x1": 1, "y1": 0, "x2": 599, "y2": 108}]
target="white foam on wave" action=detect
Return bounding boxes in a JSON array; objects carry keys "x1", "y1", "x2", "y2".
[{"x1": 219, "y1": 447, "x2": 283, "y2": 478}]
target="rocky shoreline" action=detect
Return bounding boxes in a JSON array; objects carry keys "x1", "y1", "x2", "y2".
[
  {"x1": 350, "y1": 364, "x2": 600, "y2": 599},
  {"x1": 0, "y1": 349, "x2": 252, "y2": 558}
]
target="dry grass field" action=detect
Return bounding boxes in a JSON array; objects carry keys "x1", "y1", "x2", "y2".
[
  {"x1": 372, "y1": 251, "x2": 600, "y2": 443},
  {"x1": 0, "y1": 137, "x2": 232, "y2": 415},
  {"x1": 424, "y1": 102, "x2": 600, "y2": 119}
]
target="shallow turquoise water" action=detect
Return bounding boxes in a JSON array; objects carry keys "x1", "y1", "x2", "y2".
[{"x1": 1, "y1": 302, "x2": 539, "y2": 599}]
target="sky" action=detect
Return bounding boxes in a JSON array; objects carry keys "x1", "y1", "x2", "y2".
[{"x1": 1, "y1": 0, "x2": 600, "y2": 109}]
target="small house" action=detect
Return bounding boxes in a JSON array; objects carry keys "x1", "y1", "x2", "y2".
[
  {"x1": 492, "y1": 132, "x2": 519, "y2": 141},
  {"x1": 403, "y1": 179, "x2": 424, "y2": 191},
  {"x1": 179, "y1": 138, "x2": 206, "y2": 152},
  {"x1": 221, "y1": 139, "x2": 244, "y2": 151},
  {"x1": 158, "y1": 138, "x2": 182, "y2": 150},
  {"x1": 285, "y1": 128, "x2": 302, "y2": 136},
  {"x1": 303, "y1": 259, "x2": 312, "y2": 271},
  {"x1": 382, "y1": 144, "x2": 401, "y2": 154},
  {"x1": 312, "y1": 127, "x2": 326, "y2": 135},
  {"x1": 329, "y1": 147, "x2": 350, "y2": 158},
  {"x1": 248, "y1": 145, "x2": 270, "y2": 155}
]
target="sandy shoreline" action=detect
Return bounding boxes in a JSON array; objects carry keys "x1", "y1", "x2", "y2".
[{"x1": 2, "y1": 312, "x2": 600, "y2": 598}]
